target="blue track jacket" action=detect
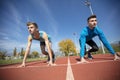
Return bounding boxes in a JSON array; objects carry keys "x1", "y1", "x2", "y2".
[{"x1": 79, "y1": 26, "x2": 115, "y2": 57}]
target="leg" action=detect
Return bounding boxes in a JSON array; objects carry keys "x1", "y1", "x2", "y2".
[
  {"x1": 40, "y1": 42, "x2": 55, "y2": 63},
  {"x1": 49, "y1": 42, "x2": 55, "y2": 63},
  {"x1": 86, "y1": 40, "x2": 99, "y2": 59},
  {"x1": 84, "y1": 45, "x2": 88, "y2": 58},
  {"x1": 40, "y1": 42, "x2": 50, "y2": 62},
  {"x1": 84, "y1": 45, "x2": 87, "y2": 55},
  {"x1": 40, "y1": 42, "x2": 49, "y2": 55},
  {"x1": 86, "y1": 40, "x2": 99, "y2": 52}
]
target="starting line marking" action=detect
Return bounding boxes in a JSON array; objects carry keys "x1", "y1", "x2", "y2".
[
  {"x1": 0, "y1": 60, "x2": 120, "y2": 69},
  {"x1": 66, "y1": 57, "x2": 74, "y2": 80}
]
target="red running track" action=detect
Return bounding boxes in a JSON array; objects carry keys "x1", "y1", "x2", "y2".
[{"x1": 0, "y1": 54, "x2": 120, "y2": 80}]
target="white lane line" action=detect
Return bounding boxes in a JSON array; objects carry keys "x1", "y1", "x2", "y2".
[
  {"x1": 0, "y1": 60, "x2": 120, "y2": 69},
  {"x1": 76, "y1": 60, "x2": 120, "y2": 65},
  {"x1": 66, "y1": 57, "x2": 74, "y2": 80}
]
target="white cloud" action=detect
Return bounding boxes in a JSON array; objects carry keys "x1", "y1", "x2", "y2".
[
  {"x1": 31, "y1": 0, "x2": 59, "y2": 38},
  {"x1": 0, "y1": 39, "x2": 25, "y2": 50},
  {"x1": 0, "y1": 32, "x2": 7, "y2": 36},
  {"x1": 41, "y1": 1, "x2": 58, "y2": 36},
  {"x1": 0, "y1": 38, "x2": 44, "y2": 55},
  {"x1": 1, "y1": 1, "x2": 27, "y2": 39},
  {"x1": 0, "y1": 0, "x2": 60, "y2": 55}
]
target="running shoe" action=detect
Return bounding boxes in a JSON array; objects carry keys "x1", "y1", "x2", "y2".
[{"x1": 88, "y1": 52, "x2": 93, "y2": 60}]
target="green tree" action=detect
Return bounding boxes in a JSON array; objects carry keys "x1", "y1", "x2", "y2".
[
  {"x1": 32, "y1": 51, "x2": 39, "y2": 58},
  {"x1": 20, "y1": 48, "x2": 25, "y2": 57},
  {"x1": 13, "y1": 47, "x2": 17, "y2": 57},
  {"x1": 0, "y1": 50, "x2": 7, "y2": 60},
  {"x1": 59, "y1": 39, "x2": 77, "y2": 56}
]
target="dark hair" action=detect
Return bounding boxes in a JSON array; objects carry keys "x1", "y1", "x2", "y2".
[
  {"x1": 27, "y1": 22, "x2": 38, "y2": 28},
  {"x1": 87, "y1": 15, "x2": 97, "y2": 22}
]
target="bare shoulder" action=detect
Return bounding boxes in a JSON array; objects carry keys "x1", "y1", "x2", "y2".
[
  {"x1": 28, "y1": 35, "x2": 32, "y2": 42},
  {"x1": 42, "y1": 32, "x2": 48, "y2": 39}
]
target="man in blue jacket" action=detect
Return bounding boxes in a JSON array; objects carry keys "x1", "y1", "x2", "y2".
[{"x1": 78, "y1": 15, "x2": 120, "y2": 63}]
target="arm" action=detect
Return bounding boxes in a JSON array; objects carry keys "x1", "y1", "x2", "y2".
[
  {"x1": 98, "y1": 30, "x2": 115, "y2": 54},
  {"x1": 78, "y1": 33, "x2": 89, "y2": 63},
  {"x1": 22, "y1": 35, "x2": 32, "y2": 64},
  {"x1": 79, "y1": 34, "x2": 86, "y2": 57},
  {"x1": 43, "y1": 32, "x2": 53, "y2": 63}
]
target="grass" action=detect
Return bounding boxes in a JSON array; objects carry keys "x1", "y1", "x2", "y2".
[{"x1": 0, "y1": 57, "x2": 47, "y2": 65}]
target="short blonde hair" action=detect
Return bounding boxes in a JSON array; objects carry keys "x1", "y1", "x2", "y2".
[{"x1": 27, "y1": 22, "x2": 38, "y2": 28}]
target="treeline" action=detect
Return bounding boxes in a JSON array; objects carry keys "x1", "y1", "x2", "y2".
[
  {"x1": 0, "y1": 50, "x2": 7, "y2": 60},
  {"x1": 0, "y1": 48, "x2": 40, "y2": 60},
  {"x1": 13, "y1": 47, "x2": 40, "y2": 58},
  {"x1": 1, "y1": 40, "x2": 120, "y2": 60}
]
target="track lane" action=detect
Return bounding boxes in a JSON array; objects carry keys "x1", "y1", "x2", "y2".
[{"x1": 0, "y1": 54, "x2": 120, "y2": 80}]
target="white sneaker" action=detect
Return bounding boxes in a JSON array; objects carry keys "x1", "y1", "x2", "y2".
[{"x1": 114, "y1": 53, "x2": 120, "y2": 60}]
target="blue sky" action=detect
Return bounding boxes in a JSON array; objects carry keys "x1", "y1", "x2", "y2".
[{"x1": 0, "y1": 0, "x2": 120, "y2": 55}]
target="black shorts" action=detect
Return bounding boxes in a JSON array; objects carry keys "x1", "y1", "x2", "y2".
[
  {"x1": 40, "y1": 42, "x2": 46, "y2": 46},
  {"x1": 40, "y1": 40, "x2": 52, "y2": 46}
]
